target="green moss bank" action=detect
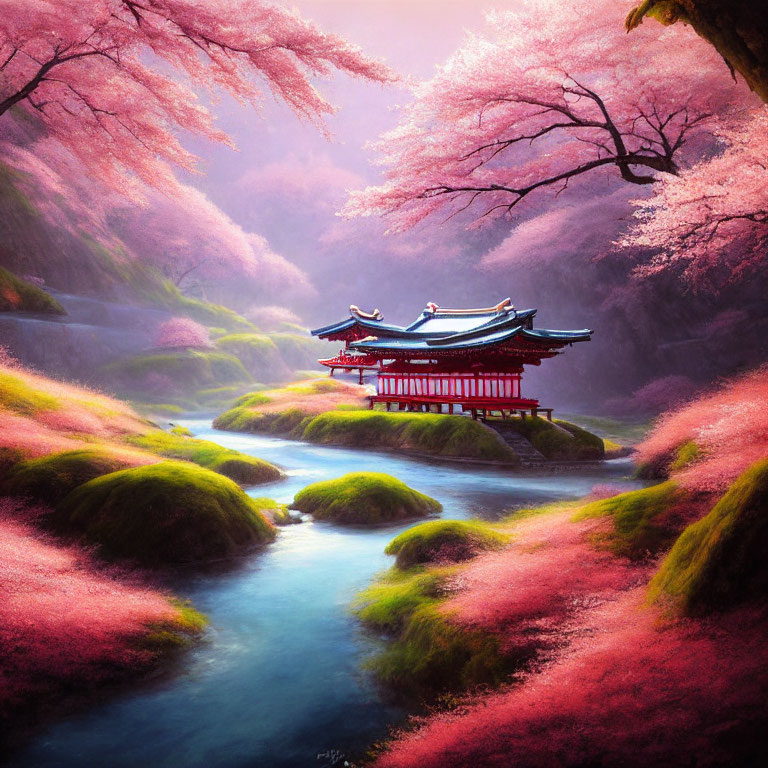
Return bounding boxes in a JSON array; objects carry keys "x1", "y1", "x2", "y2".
[
  {"x1": 354, "y1": 565, "x2": 517, "y2": 694},
  {"x1": 2, "y1": 448, "x2": 135, "y2": 503},
  {"x1": 292, "y1": 472, "x2": 442, "y2": 525},
  {"x1": 648, "y1": 459, "x2": 768, "y2": 615},
  {"x1": 385, "y1": 520, "x2": 509, "y2": 569},
  {"x1": 0, "y1": 267, "x2": 65, "y2": 314},
  {"x1": 506, "y1": 416, "x2": 605, "y2": 460},
  {"x1": 574, "y1": 481, "x2": 690, "y2": 560},
  {"x1": 129, "y1": 431, "x2": 281, "y2": 485},
  {"x1": 102, "y1": 350, "x2": 252, "y2": 395},
  {"x1": 53, "y1": 462, "x2": 276, "y2": 567},
  {"x1": 302, "y1": 412, "x2": 517, "y2": 462},
  {"x1": 214, "y1": 400, "x2": 607, "y2": 465}
]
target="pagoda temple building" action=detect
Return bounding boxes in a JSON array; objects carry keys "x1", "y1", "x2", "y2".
[{"x1": 311, "y1": 299, "x2": 591, "y2": 421}]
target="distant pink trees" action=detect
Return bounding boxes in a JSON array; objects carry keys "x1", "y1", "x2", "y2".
[
  {"x1": 112, "y1": 184, "x2": 312, "y2": 297},
  {"x1": 345, "y1": 0, "x2": 744, "y2": 231},
  {"x1": 621, "y1": 108, "x2": 768, "y2": 289},
  {"x1": 605, "y1": 374, "x2": 699, "y2": 417},
  {"x1": 154, "y1": 317, "x2": 211, "y2": 349},
  {"x1": 246, "y1": 305, "x2": 303, "y2": 331},
  {"x1": 636, "y1": 365, "x2": 768, "y2": 491},
  {"x1": 0, "y1": 0, "x2": 391, "y2": 193}
]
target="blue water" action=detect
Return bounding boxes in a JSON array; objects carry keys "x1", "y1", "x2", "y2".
[{"x1": 9, "y1": 423, "x2": 642, "y2": 768}]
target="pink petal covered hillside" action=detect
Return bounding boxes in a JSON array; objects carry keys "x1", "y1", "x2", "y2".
[{"x1": 0, "y1": 497, "x2": 203, "y2": 729}]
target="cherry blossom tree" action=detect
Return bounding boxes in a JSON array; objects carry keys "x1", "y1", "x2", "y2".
[
  {"x1": 154, "y1": 317, "x2": 211, "y2": 348},
  {"x1": 344, "y1": 0, "x2": 747, "y2": 231},
  {"x1": 621, "y1": 108, "x2": 768, "y2": 289},
  {"x1": 0, "y1": 0, "x2": 392, "y2": 193},
  {"x1": 111, "y1": 183, "x2": 313, "y2": 300},
  {"x1": 625, "y1": 1, "x2": 768, "y2": 103}
]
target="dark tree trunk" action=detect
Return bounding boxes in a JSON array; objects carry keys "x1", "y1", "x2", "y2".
[
  {"x1": 634, "y1": 1, "x2": 768, "y2": 103},
  {"x1": 681, "y1": 0, "x2": 768, "y2": 103}
]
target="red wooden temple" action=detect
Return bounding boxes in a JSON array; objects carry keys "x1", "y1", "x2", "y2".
[{"x1": 311, "y1": 299, "x2": 592, "y2": 420}]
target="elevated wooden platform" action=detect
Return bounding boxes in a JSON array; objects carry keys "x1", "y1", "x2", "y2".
[{"x1": 368, "y1": 395, "x2": 553, "y2": 421}]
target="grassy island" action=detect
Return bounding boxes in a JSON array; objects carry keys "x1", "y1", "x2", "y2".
[
  {"x1": 52, "y1": 461, "x2": 276, "y2": 567},
  {"x1": 385, "y1": 519, "x2": 509, "y2": 569},
  {"x1": 213, "y1": 381, "x2": 614, "y2": 464},
  {"x1": 215, "y1": 382, "x2": 520, "y2": 463},
  {"x1": 302, "y1": 411, "x2": 518, "y2": 462},
  {"x1": 292, "y1": 472, "x2": 442, "y2": 524}
]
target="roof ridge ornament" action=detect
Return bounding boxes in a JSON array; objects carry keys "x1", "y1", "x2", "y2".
[
  {"x1": 424, "y1": 298, "x2": 514, "y2": 316},
  {"x1": 349, "y1": 305, "x2": 383, "y2": 321}
]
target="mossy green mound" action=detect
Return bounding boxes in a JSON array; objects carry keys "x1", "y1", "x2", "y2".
[
  {"x1": 102, "y1": 349, "x2": 252, "y2": 400},
  {"x1": 385, "y1": 520, "x2": 509, "y2": 569},
  {"x1": 669, "y1": 440, "x2": 702, "y2": 472},
  {"x1": 636, "y1": 439, "x2": 702, "y2": 480},
  {"x1": 3, "y1": 448, "x2": 135, "y2": 503},
  {"x1": 648, "y1": 459, "x2": 768, "y2": 615},
  {"x1": 214, "y1": 405, "x2": 312, "y2": 436},
  {"x1": 354, "y1": 566, "x2": 516, "y2": 694},
  {"x1": 574, "y1": 481, "x2": 689, "y2": 560},
  {"x1": 0, "y1": 267, "x2": 65, "y2": 314},
  {"x1": 292, "y1": 472, "x2": 442, "y2": 524},
  {"x1": 128, "y1": 431, "x2": 281, "y2": 485},
  {"x1": 53, "y1": 462, "x2": 275, "y2": 567},
  {"x1": 215, "y1": 333, "x2": 287, "y2": 380},
  {"x1": 268, "y1": 333, "x2": 326, "y2": 370},
  {"x1": 302, "y1": 411, "x2": 518, "y2": 463},
  {"x1": 507, "y1": 416, "x2": 604, "y2": 460}
]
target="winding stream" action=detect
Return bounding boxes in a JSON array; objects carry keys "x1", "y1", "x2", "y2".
[{"x1": 9, "y1": 422, "x2": 643, "y2": 768}]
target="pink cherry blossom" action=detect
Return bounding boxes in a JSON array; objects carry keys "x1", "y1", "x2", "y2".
[
  {"x1": 344, "y1": 0, "x2": 750, "y2": 232},
  {"x1": 621, "y1": 108, "x2": 768, "y2": 291},
  {"x1": 0, "y1": 0, "x2": 393, "y2": 193},
  {"x1": 154, "y1": 316, "x2": 211, "y2": 349}
]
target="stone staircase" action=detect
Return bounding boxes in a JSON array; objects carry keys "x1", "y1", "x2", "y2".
[{"x1": 486, "y1": 422, "x2": 547, "y2": 466}]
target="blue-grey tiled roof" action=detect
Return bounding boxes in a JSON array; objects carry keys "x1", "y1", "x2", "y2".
[{"x1": 311, "y1": 301, "x2": 591, "y2": 352}]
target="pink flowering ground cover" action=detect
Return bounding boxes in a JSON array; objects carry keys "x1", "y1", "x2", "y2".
[
  {"x1": 0, "y1": 498, "x2": 197, "y2": 722},
  {"x1": 375, "y1": 590, "x2": 768, "y2": 768},
  {"x1": 364, "y1": 368, "x2": 768, "y2": 767},
  {"x1": 636, "y1": 365, "x2": 768, "y2": 491},
  {"x1": 0, "y1": 359, "x2": 209, "y2": 732},
  {"x1": 440, "y1": 506, "x2": 646, "y2": 652},
  {"x1": 371, "y1": 496, "x2": 768, "y2": 767},
  {"x1": 0, "y1": 357, "x2": 163, "y2": 462}
]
